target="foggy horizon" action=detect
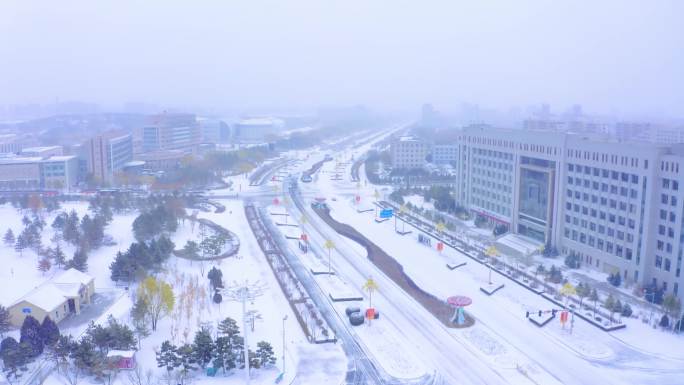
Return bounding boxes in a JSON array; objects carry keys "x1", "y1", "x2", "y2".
[{"x1": 1, "y1": 1, "x2": 683, "y2": 120}]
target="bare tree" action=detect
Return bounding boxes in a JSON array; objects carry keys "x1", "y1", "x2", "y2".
[{"x1": 127, "y1": 366, "x2": 154, "y2": 385}]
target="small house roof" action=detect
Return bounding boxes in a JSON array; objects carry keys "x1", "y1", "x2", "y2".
[
  {"x1": 16, "y1": 284, "x2": 68, "y2": 311},
  {"x1": 107, "y1": 350, "x2": 136, "y2": 358},
  {"x1": 10, "y1": 268, "x2": 94, "y2": 312}
]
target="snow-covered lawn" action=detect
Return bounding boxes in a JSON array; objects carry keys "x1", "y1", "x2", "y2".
[
  {"x1": 40, "y1": 199, "x2": 346, "y2": 385},
  {"x1": 403, "y1": 194, "x2": 434, "y2": 211},
  {"x1": 0, "y1": 202, "x2": 136, "y2": 308}
]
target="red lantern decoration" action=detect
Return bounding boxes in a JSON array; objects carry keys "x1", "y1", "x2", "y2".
[
  {"x1": 437, "y1": 242, "x2": 444, "y2": 252},
  {"x1": 273, "y1": 198, "x2": 280, "y2": 205}
]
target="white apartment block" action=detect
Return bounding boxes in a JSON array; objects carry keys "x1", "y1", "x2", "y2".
[
  {"x1": 432, "y1": 144, "x2": 459, "y2": 165},
  {"x1": 390, "y1": 136, "x2": 430, "y2": 169},
  {"x1": 452, "y1": 125, "x2": 684, "y2": 297}
]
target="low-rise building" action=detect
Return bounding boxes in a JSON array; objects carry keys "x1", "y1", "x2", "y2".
[
  {"x1": 0, "y1": 155, "x2": 79, "y2": 191},
  {"x1": 41, "y1": 155, "x2": 79, "y2": 190},
  {"x1": 233, "y1": 117, "x2": 285, "y2": 141},
  {"x1": 0, "y1": 157, "x2": 42, "y2": 190},
  {"x1": 8, "y1": 268, "x2": 95, "y2": 326},
  {"x1": 20, "y1": 146, "x2": 63, "y2": 158},
  {"x1": 390, "y1": 136, "x2": 430, "y2": 169},
  {"x1": 135, "y1": 149, "x2": 186, "y2": 171}
]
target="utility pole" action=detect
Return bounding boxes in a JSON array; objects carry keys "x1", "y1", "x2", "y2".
[{"x1": 221, "y1": 280, "x2": 266, "y2": 385}]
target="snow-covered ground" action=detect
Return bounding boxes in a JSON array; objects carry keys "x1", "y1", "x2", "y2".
[
  {"x1": 403, "y1": 194, "x2": 434, "y2": 211},
  {"x1": 0, "y1": 201, "x2": 137, "y2": 309},
  {"x1": 287, "y1": 142, "x2": 684, "y2": 385},
  {"x1": 0, "y1": 197, "x2": 346, "y2": 385},
  {"x1": 37, "y1": 199, "x2": 346, "y2": 385}
]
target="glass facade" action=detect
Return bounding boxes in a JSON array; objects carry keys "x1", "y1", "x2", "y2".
[{"x1": 519, "y1": 167, "x2": 550, "y2": 221}]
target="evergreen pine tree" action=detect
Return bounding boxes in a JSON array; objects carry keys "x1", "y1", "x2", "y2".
[
  {"x1": 218, "y1": 317, "x2": 240, "y2": 338},
  {"x1": 255, "y1": 341, "x2": 276, "y2": 368},
  {"x1": 176, "y1": 344, "x2": 197, "y2": 380},
  {"x1": 70, "y1": 337, "x2": 102, "y2": 375},
  {"x1": 213, "y1": 336, "x2": 235, "y2": 373},
  {"x1": 3, "y1": 228, "x2": 15, "y2": 246},
  {"x1": 39, "y1": 316, "x2": 60, "y2": 347},
  {"x1": 53, "y1": 244, "x2": 66, "y2": 267},
  {"x1": 69, "y1": 248, "x2": 88, "y2": 272},
  {"x1": 0, "y1": 305, "x2": 10, "y2": 337},
  {"x1": 232, "y1": 335, "x2": 245, "y2": 369},
  {"x1": 15, "y1": 234, "x2": 27, "y2": 256},
  {"x1": 156, "y1": 340, "x2": 179, "y2": 373},
  {"x1": 192, "y1": 327, "x2": 214, "y2": 369},
  {"x1": 0, "y1": 337, "x2": 27, "y2": 381},
  {"x1": 19, "y1": 315, "x2": 43, "y2": 358},
  {"x1": 207, "y1": 267, "x2": 223, "y2": 290}
]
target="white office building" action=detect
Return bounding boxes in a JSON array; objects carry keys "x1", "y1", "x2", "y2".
[
  {"x1": 452, "y1": 125, "x2": 684, "y2": 296},
  {"x1": 432, "y1": 144, "x2": 458, "y2": 165},
  {"x1": 390, "y1": 136, "x2": 430, "y2": 169}
]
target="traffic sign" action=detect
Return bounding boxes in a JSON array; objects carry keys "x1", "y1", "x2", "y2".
[{"x1": 379, "y1": 209, "x2": 393, "y2": 219}]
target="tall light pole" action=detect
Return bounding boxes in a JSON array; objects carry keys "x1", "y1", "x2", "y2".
[
  {"x1": 282, "y1": 315, "x2": 288, "y2": 375},
  {"x1": 221, "y1": 280, "x2": 266, "y2": 385},
  {"x1": 324, "y1": 239, "x2": 335, "y2": 275},
  {"x1": 485, "y1": 245, "x2": 499, "y2": 285}
]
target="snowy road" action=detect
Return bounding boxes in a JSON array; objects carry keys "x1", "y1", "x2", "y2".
[
  {"x1": 266, "y1": 129, "x2": 684, "y2": 385},
  {"x1": 288, "y1": 186, "x2": 521, "y2": 385}
]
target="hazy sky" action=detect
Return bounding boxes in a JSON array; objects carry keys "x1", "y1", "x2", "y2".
[{"x1": 1, "y1": 1, "x2": 682, "y2": 117}]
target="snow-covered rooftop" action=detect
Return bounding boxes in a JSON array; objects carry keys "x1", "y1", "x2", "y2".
[
  {"x1": 12, "y1": 268, "x2": 93, "y2": 310},
  {"x1": 53, "y1": 268, "x2": 94, "y2": 286},
  {"x1": 16, "y1": 283, "x2": 69, "y2": 311},
  {"x1": 107, "y1": 350, "x2": 136, "y2": 358},
  {"x1": 42, "y1": 155, "x2": 76, "y2": 162}
]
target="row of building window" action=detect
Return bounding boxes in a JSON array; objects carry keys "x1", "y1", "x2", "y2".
[
  {"x1": 567, "y1": 164, "x2": 640, "y2": 184},
  {"x1": 567, "y1": 151, "x2": 645, "y2": 169},
  {"x1": 564, "y1": 228, "x2": 634, "y2": 260}
]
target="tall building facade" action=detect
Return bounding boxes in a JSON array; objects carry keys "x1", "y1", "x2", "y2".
[
  {"x1": 82, "y1": 132, "x2": 133, "y2": 184},
  {"x1": 452, "y1": 126, "x2": 684, "y2": 296},
  {"x1": 142, "y1": 113, "x2": 201, "y2": 152}
]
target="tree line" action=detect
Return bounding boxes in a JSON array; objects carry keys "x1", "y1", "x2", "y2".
[{"x1": 156, "y1": 317, "x2": 275, "y2": 385}]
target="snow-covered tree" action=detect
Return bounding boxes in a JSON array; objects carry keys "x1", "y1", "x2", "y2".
[
  {"x1": 192, "y1": 327, "x2": 214, "y2": 369},
  {"x1": 254, "y1": 341, "x2": 276, "y2": 368},
  {"x1": 39, "y1": 316, "x2": 60, "y2": 347},
  {"x1": 3, "y1": 228, "x2": 15, "y2": 246},
  {"x1": 53, "y1": 244, "x2": 66, "y2": 267},
  {"x1": 0, "y1": 305, "x2": 10, "y2": 337},
  {"x1": 156, "y1": 340, "x2": 179, "y2": 373},
  {"x1": 19, "y1": 315, "x2": 43, "y2": 358}
]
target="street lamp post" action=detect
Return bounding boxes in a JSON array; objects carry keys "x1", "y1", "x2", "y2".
[
  {"x1": 282, "y1": 315, "x2": 288, "y2": 375},
  {"x1": 221, "y1": 280, "x2": 266, "y2": 385}
]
